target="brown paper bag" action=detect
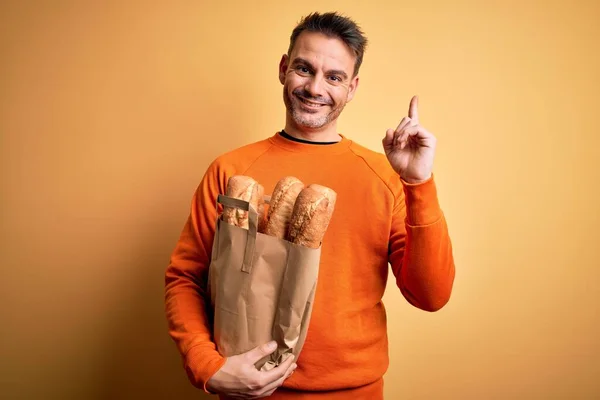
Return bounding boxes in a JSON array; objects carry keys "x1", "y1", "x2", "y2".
[{"x1": 208, "y1": 194, "x2": 320, "y2": 370}]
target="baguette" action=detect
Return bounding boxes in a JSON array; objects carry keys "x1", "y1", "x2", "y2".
[
  {"x1": 263, "y1": 176, "x2": 304, "y2": 238},
  {"x1": 222, "y1": 175, "x2": 260, "y2": 229},
  {"x1": 287, "y1": 187, "x2": 332, "y2": 248}
]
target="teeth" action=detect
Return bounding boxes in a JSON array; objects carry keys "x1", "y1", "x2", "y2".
[{"x1": 300, "y1": 97, "x2": 324, "y2": 107}]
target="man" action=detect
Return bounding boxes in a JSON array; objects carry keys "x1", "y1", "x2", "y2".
[{"x1": 165, "y1": 12, "x2": 455, "y2": 399}]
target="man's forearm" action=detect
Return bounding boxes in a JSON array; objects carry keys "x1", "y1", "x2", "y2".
[
  {"x1": 165, "y1": 263, "x2": 226, "y2": 393},
  {"x1": 392, "y1": 176, "x2": 456, "y2": 311},
  {"x1": 397, "y1": 213, "x2": 455, "y2": 311}
]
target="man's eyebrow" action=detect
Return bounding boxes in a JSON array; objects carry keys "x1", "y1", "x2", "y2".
[
  {"x1": 291, "y1": 57, "x2": 315, "y2": 69},
  {"x1": 291, "y1": 57, "x2": 349, "y2": 80},
  {"x1": 327, "y1": 69, "x2": 348, "y2": 80}
]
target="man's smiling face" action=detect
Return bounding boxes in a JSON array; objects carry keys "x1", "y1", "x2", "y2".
[{"x1": 279, "y1": 31, "x2": 359, "y2": 131}]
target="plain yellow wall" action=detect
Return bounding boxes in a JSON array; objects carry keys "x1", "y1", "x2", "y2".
[{"x1": 2, "y1": 1, "x2": 599, "y2": 399}]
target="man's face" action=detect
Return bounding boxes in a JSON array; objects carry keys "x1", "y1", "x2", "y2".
[{"x1": 279, "y1": 32, "x2": 359, "y2": 130}]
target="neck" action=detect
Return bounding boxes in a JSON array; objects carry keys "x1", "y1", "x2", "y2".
[{"x1": 284, "y1": 115, "x2": 341, "y2": 143}]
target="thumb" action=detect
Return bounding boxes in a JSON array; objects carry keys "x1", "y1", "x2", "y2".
[{"x1": 245, "y1": 340, "x2": 277, "y2": 364}]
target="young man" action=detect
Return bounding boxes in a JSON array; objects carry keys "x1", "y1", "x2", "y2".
[{"x1": 165, "y1": 12, "x2": 455, "y2": 399}]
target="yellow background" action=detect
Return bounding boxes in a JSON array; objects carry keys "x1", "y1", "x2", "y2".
[{"x1": 2, "y1": 1, "x2": 599, "y2": 399}]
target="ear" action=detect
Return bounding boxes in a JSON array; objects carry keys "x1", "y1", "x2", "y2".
[
  {"x1": 279, "y1": 54, "x2": 289, "y2": 85},
  {"x1": 346, "y1": 75, "x2": 360, "y2": 102}
]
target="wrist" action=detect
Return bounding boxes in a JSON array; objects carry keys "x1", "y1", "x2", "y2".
[
  {"x1": 401, "y1": 174, "x2": 442, "y2": 225},
  {"x1": 205, "y1": 379, "x2": 218, "y2": 394},
  {"x1": 183, "y1": 345, "x2": 226, "y2": 395},
  {"x1": 400, "y1": 173, "x2": 432, "y2": 185}
]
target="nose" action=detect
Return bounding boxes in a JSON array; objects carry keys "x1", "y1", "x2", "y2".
[{"x1": 304, "y1": 74, "x2": 325, "y2": 98}]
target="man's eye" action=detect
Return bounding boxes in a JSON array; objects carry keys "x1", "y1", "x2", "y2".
[
  {"x1": 328, "y1": 76, "x2": 341, "y2": 82},
  {"x1": 297, "y1": 66, "x2": 310, "y2": 74}
]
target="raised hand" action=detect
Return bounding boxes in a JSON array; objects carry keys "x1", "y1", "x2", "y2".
[
  {"x1": 206, "y1": 341, "x2": 297, "y2": 399},
  {"x1": 382, "y1": 96, "x2": 437, "y2": 183}
]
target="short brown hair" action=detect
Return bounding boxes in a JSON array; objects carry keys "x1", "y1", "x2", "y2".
[{"x1": 288, "y1": 12, "x2": 368, "y2": 76}]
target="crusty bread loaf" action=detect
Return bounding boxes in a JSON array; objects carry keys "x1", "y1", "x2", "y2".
[
  {"x1": 263, "y1": 176, "x2": 304, "y2": 238},
  {"x1": 223, "y1": 175, "x2": 260, "y2": 229},
  {"x1": 307, "y1": 184, "x2": 336, "y2": 222},
  {"x1": 287, "y1": 187, "x2": 332, "y2": 248}
]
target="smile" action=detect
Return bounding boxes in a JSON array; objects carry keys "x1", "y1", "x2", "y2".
[{"x1": 297, "y1": 95, "x2": 327, "y2": 108}]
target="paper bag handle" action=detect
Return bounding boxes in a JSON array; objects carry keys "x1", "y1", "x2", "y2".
[{"x1": 216, "y1": 194, "x2": 257, "y2": 274}]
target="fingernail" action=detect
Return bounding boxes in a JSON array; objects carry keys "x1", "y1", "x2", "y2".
[{"x1": 267, "y1": 341, "x2": 277, "y2": 351}]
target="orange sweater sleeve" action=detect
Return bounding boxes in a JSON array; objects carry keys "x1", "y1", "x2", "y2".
[
  {"x1": 389, "y1": 174, "x2": 456, "y2": 311},
  {"x1": 164, "y1": 160, "x2": 227, "y2": 393}
]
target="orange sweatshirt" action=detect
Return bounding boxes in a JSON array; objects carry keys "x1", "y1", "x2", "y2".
[{"x1": 164, "y1": 132, "x2": 455, "y2": 398}]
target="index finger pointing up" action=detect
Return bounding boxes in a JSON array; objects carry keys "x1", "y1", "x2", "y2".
[{"x1": 408, "y1": 95, "x2": 419, "y2": 122}]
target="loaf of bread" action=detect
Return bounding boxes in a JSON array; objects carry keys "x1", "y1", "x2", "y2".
[
  {"x1": 263, "y1": 176, "x2": 304, "y2": 238},
  {"x1": 287, "y1": 187, "x2": 332, "y2": 248},
  {"x1": 222, "y1": 175, "x2": 260, "y2": 229}
]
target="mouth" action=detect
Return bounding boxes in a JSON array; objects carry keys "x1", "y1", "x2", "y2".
[{"x1": 296, "y1": 95, "x2": 328, "y2": 109}]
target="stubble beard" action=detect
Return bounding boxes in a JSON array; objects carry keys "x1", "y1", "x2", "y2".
[{"x1": 283, "y1": 87, "x2": 346, "y2": 130}]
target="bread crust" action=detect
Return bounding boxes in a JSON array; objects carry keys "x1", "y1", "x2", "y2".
[
  {"x1": 307, "y1": 184, "x2": 337, "y2": 222},
  {"x1": 223, "y1": 175, "x2": 259, "y2": 229},
  {"x1": 264, "y1": 176, "x2": 304, "y2": 238},
  {"x1": 287, "y1": 187, "x2": 331, "y2": 248}
]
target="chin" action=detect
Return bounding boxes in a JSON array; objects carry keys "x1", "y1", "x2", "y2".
[{"x1": 293, "y1": 114, "x2": 330, "y2": 129}]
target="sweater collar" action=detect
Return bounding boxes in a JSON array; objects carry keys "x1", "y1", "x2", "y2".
[{"x1": 269, "y1": 131, "x2": 352, "y2": 155}]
